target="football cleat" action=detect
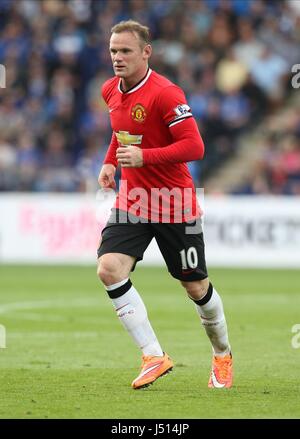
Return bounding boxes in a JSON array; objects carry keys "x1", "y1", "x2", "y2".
[
  {"x1": 131, "y1": 352, "x2": 173, "y2": 389},
  {"x1": 208, "y1": 352, "x2": 233, "y2": 388}
]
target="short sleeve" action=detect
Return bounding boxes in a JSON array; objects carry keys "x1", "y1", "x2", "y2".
[{"x1": 157, "y1": 85, "x2": 193, "y2": 128}]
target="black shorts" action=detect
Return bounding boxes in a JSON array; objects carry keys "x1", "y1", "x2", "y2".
[{"x1": 97, "y1": 209, "x2": 208, "y2": 281}]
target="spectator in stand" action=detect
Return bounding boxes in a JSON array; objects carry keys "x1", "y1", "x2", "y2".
[{"x1": 249, "y1": 47, "x2": 288, "y2": 103}]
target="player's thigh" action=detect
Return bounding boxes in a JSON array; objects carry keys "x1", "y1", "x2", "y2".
[
  {"x1": 97, "y1": 209, "x2": 153, "y2": 267},
  {"x1": 153, "y1": 221, "x2": 208, "y2": 281}
]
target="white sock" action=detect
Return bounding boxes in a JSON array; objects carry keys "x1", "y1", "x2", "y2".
[
  {"x1": 106, "y1": 278, "x2": 163, "y2": 357},
  {"x1": 192, "y1": 284, "x2": 231, "y2": 357}
]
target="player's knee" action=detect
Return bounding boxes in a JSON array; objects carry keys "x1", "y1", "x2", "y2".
[
  {"x1": 181, "y1": 277, "x2": 210, "y2": 300},
  {"x1": 97, "y1": 255, "x2": 121, "y2": 286}
]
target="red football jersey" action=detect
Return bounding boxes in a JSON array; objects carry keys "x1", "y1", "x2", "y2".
[{"x1": 102, "y1": 68, "x2": 204, "y2": 222}]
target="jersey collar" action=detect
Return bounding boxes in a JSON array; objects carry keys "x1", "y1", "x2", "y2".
[{"x1": 118, "y1": 68, "x2": 152, "y2": 94}]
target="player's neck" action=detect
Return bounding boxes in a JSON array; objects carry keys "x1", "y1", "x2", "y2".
[{"x1": 120, "y1": 66, "x2": 149, "y2": 92}]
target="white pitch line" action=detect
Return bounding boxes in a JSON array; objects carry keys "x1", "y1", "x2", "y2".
[
  {"x1": 8, "y1": 331, "x2": 99, "y2": 338},
  {"x1": 8, "y1": 312, "x2": 67, "y2": 322},
  {"x1": 0, "y1": 298, "x2": 102, "y2": 315}
]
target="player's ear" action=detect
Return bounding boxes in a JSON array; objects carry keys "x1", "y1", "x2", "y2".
[{"x1": 143, "y1": 44, "x2": 152, "y2": 60}]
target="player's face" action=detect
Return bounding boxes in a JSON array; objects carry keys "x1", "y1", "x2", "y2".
[{"x1": 110, "y1": 31, "x2": 151, "y2": 84}]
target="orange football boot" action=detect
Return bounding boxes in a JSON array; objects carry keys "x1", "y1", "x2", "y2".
[
  {"x1": 132, "y1": 352, "x2": 173, "y2": 389},
  {"x1": 208, "y1": 353, "x2": 233, "y2": 388}
]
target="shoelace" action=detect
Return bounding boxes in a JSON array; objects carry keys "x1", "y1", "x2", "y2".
[
  {"x1": 214, "y1": 356, "x2": 231, "y2": 380},
  {"x1": 141, "y1": 354, "x2": 164, "y2": 368},
  {"x1": 141, "y1": 355, "x2": 154, "y2": 367}
]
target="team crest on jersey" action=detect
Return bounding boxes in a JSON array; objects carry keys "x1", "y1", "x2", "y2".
[{"x1": 131, "y1": 104, "x2": 147, "y2": 123}]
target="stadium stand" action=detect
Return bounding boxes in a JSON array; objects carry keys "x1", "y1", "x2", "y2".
[{"x1": 0, "y1": 0, "x2": 299, "y2": 193}]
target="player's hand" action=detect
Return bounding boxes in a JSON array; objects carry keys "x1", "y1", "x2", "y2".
[
  {"x1": 116, "y1": 145, "x2": 143, "y2": 168},
  {"x1": 98, "y1": 164, "x2": 116, "y2": 189}
]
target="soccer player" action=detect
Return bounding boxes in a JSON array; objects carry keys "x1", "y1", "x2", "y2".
[{"x1": 97, "y1": 20, "x2": 233, "y2": 389}]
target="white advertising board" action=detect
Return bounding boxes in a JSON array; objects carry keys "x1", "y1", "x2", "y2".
[
  {"x1": 0, "y1": 194, "x2": 299, "y2": 267},
  {"x1": 203, "y1": 196, "x2": 300, "y2": 268}
]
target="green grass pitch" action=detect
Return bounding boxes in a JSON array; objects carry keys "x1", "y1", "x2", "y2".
[{"x1": 0, "y1": 265, "x2": 299, "y2": 419}]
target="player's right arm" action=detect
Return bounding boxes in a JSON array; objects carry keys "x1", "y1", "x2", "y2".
[
  {"x1": 98, "y1": 163, "x2": 116, "y2": 189},
  {"x1": 98, "y1": 81, "x2": 119, "y2": 189},
  {"x1": 98, "y1": 132, "x2": 118, "y2": 189}
]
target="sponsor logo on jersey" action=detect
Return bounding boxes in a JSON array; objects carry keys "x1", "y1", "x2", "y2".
[
  {"x1": 131, "y1": 103, "x2": 147, "y2": 123},
  {"x1": 115, "y1": 131, "x2": 143, "y2": 146}
]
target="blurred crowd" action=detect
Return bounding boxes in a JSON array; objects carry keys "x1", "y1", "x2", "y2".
[
  {"x1": 237, "y1": 104, "x2": 300, "y2": 195},
  {"x1": 0, "y1": 0, "x2": 299, "y2": 193}
]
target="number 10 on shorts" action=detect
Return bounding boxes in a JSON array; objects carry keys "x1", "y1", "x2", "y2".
[{"x1": 180, "y1": 247, "x2": 198, "y2": 269}]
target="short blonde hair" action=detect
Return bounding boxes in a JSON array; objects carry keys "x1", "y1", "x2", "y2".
[{"x1": 111, "y1": 20, "x2": 151, "y2": 47}]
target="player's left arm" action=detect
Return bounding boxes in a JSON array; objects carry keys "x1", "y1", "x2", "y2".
[
  {"x1": 143, "y1": 85, "x2": 204, "y2": 165},
  {"x1": 116, "y1": 85, "x2": 204, "y2": 167},
  {"x1": 142, "y1": 117, "x2": 204, "y2": 165}
]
